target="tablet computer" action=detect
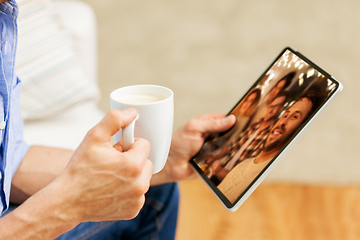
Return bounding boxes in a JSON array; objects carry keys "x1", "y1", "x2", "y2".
[{"x1": 189, "y1": 47, "x2": 343, "y2": 212}]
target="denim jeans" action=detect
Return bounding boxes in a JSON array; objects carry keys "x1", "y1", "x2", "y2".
[
  {"x1": 3, "y1": 183, "x2": 178, "y2": 239},
  {"x1": 55, "y1": 183, "x2": 179, "y2": 240}
]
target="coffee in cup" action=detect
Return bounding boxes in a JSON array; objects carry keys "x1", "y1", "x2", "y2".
[{"x1": 118, "y1": 93, "x2": 166, "y2": 104}]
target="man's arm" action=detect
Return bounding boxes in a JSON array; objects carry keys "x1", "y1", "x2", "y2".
[
  {"x1": 4, "y1": 111, "x2": 235, "y2": 239},
  {"x1": 1, "y1": 109, "x2": 154, "y2": 239},
  {"x1": 11, "y1": 113, "x2": 236, "y2": 202},
  {"x1": 10, "y1": 146, "x2": 73, "y2": 204}
]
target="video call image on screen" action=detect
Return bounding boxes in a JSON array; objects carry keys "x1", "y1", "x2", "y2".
[{"x1": 193, "y1": 49, "x2": 338, "y2": 203}]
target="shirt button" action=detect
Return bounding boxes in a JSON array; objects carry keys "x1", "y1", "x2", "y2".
[{"x1": 0, "y1": 121, "x2": 6, "y2": 130}]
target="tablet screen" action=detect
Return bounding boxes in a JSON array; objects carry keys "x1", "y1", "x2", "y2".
[{"x1": 190, "y1": 48, "x2": 341, "y2": 207}]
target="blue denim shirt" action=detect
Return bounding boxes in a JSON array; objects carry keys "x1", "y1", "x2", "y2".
[{"x1": 0, "y1": 0, "x2": 29, "y2": 216}]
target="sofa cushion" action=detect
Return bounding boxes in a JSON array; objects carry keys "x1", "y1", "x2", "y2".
[
  {"x1": 23, "y1": 101, "x2": 104, "y2": 150},
  {"x1": 16, "y1": 0, "x2": 100, "y2": 120}
]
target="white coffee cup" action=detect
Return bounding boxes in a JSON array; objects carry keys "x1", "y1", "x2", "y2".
[{"x1": 110, "y1": 85, "x2": 174, "y2": 174}]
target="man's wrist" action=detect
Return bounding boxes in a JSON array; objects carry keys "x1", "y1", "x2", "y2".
[{"x1": 0, "y1": 175, "x2": 80, "y2": 239}]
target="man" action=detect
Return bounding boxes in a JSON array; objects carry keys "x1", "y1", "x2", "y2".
[
  {"x1": 0, "y1": 1, "x2": 237, "y2": 239},
  {"x1": 209, "y1": 93, "x2": 287, "y2": 185},
  {"x1": 251, "y1": 71, "x2": 295, "y2": 122},
  {"x1": 218, "y1": 92, "x2": 321, "y2": 203},
  {"x1": 266, "y1": 71, "x2": 294, "y2": 105}
]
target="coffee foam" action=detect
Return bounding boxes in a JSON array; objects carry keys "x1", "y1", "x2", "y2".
[{"x1": 119, "y1": 93, "x2": 165, "y2": 104}]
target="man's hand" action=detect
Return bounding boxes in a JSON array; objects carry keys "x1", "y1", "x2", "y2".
[
  {"x1": 151, "y1": 114, "x2": 236, "y2": 185},
  {"x1": 1, "y1": 109, "x2": 154, "y2": 239},
  {"x1": 57, "y1": 109, "x2": 153, "y2": 222}
]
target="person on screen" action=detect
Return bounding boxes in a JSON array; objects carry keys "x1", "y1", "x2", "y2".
[
  {"x1": 266, "y1": 71, "x2": 295, "y2": 105},
  {"x1": 252, "y1": 71, "x2": 295, "y2": 123},
  {"x1": 209, "y1": 93, "x2": 288, "y2": 184},
  {"x1": 227, "y1": 88, "x2": 262, "y2": 137},
  {"x1": 232, "y1": 88, "x2": 261, "y2": 118},
  {"x1": 217, "y1": 92, "x2": 322, "y2": 203}
]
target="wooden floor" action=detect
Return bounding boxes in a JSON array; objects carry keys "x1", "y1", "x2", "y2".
[{"x1": 175, "y1": 180, "x2": 360, "y2": 240}]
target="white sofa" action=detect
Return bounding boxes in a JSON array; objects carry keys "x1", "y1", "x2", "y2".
[{"x1": 20, "y1": 0, "x2": 105, "y2": 151}]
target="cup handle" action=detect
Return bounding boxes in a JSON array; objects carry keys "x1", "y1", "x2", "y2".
[{"x1": 122, "y1": 115, "x2": 139, "y2": 151}]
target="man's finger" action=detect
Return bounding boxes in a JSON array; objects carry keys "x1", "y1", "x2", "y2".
[
  {"x1": 113, "y1": 141, "x2": 123, "y2": 152},
  {"x1": 137, "y1": 159, "x2": 154, "y2": 187},
  {"x1": 123, "y1": 138, "x2": 152, "y2": 171},
  {"x1": 198, "y1": 114, "x2": 236, "y2": 133},
  {"x1": 90, "y1": 109, "x2": 138, "y2": 142}
]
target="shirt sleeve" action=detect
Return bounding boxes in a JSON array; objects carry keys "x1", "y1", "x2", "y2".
[{"x1": 1, "y1": 77, "x2": 30, "y2": 216}]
